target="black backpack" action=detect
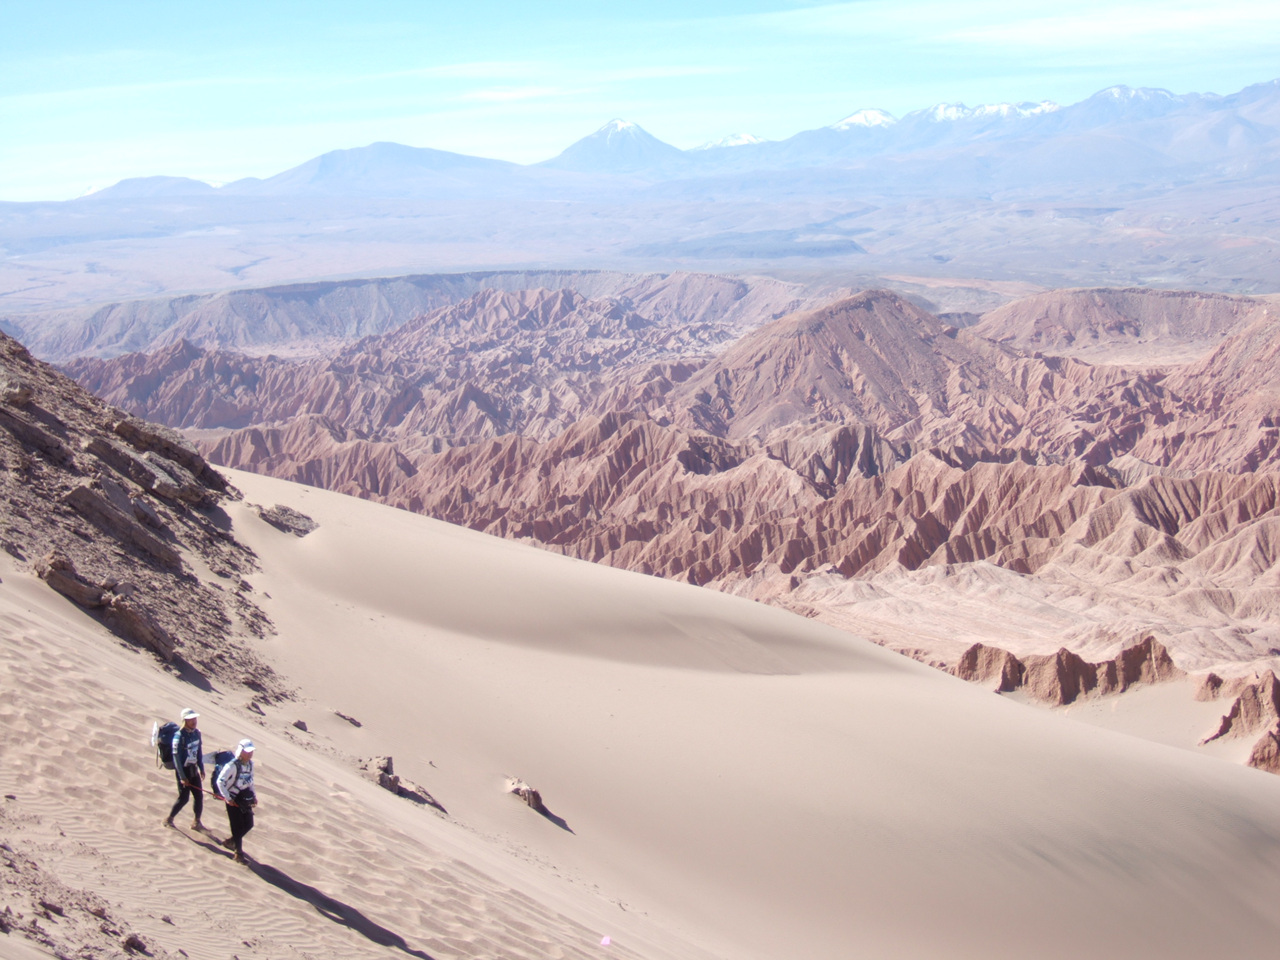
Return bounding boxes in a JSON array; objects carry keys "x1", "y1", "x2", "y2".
[
  {"x1": 210, "y1": 750, "x2": 238, "y2": 798},
  {"x1": 155, "y1": 721, "x2": 180, "y2": 769}
]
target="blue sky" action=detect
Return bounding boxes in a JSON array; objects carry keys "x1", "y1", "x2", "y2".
[{"x1": 3, "y1": 0, "x2": 1279, "y2": 200}]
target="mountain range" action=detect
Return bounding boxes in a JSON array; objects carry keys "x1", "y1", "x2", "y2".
[
  {"x1": 80, "y1": 80, "x2": 1280, "y2": 199},
  {"x1": 3, "y1": 78, "x2": 1278, "y2": 323}
]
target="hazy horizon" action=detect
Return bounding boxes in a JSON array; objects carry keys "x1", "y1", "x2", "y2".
[{"x1": 6, "y1": 0, "x2": 1280, "y2": 201}]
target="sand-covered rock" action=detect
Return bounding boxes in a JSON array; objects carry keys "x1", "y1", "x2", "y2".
[
  {"x1": 35, "y1": 550, "x2": 106, "y2": 608},
  {"x1": 253, "y1": 503, "x2": 319, "y2": 537},
  {"x1": 359, "y1": 755, "x2": 401, "y2": 793},
  {"x1": 505, "y1": 777, "x2": 545, "y2": 813}
]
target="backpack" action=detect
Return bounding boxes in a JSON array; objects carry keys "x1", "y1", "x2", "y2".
[
  {"x1": 153, "y1": 721, "x2": 180, "y2": 769},
  {"x1": 210, "y1": 750, "x2": 238, "y2": 798}
]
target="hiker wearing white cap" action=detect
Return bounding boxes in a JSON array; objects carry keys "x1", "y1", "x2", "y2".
[
  {"x1": 217, "y1": 739, "x2": 257, "y2": 864},
  {"x1": 164, "y1": 708, "x2": 205, "y2": 830}
]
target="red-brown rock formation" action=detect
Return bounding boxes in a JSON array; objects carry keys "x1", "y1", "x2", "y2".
[
  {"x1": 57, "y1": 284, "x2": 1280, "y2": 679},
  {"x1": 972, "y1": 288, "x2": 1268, "y2": 363},
  {"x1": 1201, "y1": 671, "x2": 1280, "y2": 743},
  {"x1": 952, "y1": 636, "x2": 1184, "y2": 705},
  {"x1": 952, "y1": 643, "x2": 1025, "y2": 692},
  {"x1": 1246, "y1": 722, "x2": 1280, "y2": 774},
  {"x1": 67, "y1": 287, "x2": 747, "y2": 442}
]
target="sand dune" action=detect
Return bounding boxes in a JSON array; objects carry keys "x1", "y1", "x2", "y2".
[
  {"x1": 7, "y1": 441, "x2": 1280, "y2": 956},
  {"x1": 14, "y1": 467, "x2": 1280, "y2": 958}
]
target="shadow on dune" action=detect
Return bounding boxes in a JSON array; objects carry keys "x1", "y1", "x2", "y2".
[
  {"x1": 248, "y1": 861, "x2": 436, "y2": 959},
  {"x1": 538, "y1": 805, "x2": 573, "y2": 834},
  {"x1": 183, "y1": 830, "x2": 233, "y2": 857},
  {"x1": 170, "y1": 654, "x2": 215, "y2": 692},
  {"x1": 397, "y1": 785, "x2": 448, "y2": 816}
]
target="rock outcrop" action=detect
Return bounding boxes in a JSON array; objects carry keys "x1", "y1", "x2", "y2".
[
  {"x1": 505, "y1": 778, "x2": 545, "y2": 814},
  {"x1": 360, "y1": 756, "x2": 401, "y2": 794},
  {"x1": 359, "y1": 756, "x2": 443, "y2": 812},
  {"x1": 953, "y1": 636, "x2": 1184, "y2": 705},
  {"x1": 952, "y1": 643, "x2": 1025, "y2": 692},
  {"x1": 35, "y1": 551, "x2": 106, "y2": 608},
  {"x1": 1201, "y1": 671, "x2": 1280, "y2": 743},
  {"x1": 0, "y1": 331, "x2": 282, "y2": 697},
  {"x1": 1246, "y1": 722, "x2": 1280, "y2": 774}
]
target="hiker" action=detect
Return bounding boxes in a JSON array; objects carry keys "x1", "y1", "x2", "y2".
[
  {"x1": 164, "y1": 708, "x2": 204, "y2": 830},
  {"x1": 217, "y1": 739, "x2": 257, "y2": 864}
]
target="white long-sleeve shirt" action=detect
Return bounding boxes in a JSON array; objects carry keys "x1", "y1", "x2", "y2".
[{"x1": 216, "y1": 757, "x2": 254, "y2": 801}]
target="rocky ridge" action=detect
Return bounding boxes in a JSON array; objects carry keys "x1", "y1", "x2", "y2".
[
  {"x1": 0, "y1": 331, "x2": 284, "y2": 699},
  {"x1": 58, "y1": 284, "x2": 1280, "y2": 685},
  {"x1": 69, "y1": 287, "x2": 770, "y2": 444},
  {"x1": 972, "y1": 288, "x2": 1274, "y2": 364},
  {"x1": 19, "y1": 270, "x2": 826, "y2": 363}
]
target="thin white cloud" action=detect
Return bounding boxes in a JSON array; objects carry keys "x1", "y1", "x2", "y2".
[
  {"x1": 368, "y1": 61, "x2": 544, "y2": 81},
  {"x1": 940, "y1": 2, "x2": 1280, "y2": 48},
  {"x1": 595, "y1": 65, "x2": 737, "y2": 82},
  {"x1": 746, "y1": 0, "x2": 1280, "y2": 47},
  {"x1": 457, "y1": 86, "x2": 575, "y2": 103}
]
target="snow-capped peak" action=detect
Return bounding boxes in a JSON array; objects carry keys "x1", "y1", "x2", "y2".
[
  {"x1": 970, "y1": 100, "x2": 1059, "y2": 119},
  {"x1": 829, "y1": 109, "x2": 897, "y2": 130},
  {"x1": 599, "y1": 118, "x2": 637, "y2": 133},
  {"x1": 916, "y1": 100, "x2": 1059, "y2": 122},
  {"x1": 1098, "y1": 85, "x2": 1177, "y2": 102},
  {"x1": 691, "y1": 133, "x2": 768, "y2": 150},
  {"x1": 925, "y1": 103, "x2": 970, "y2": 122}
]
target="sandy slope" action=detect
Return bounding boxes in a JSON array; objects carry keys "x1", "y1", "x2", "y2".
[{"x1": 6, "y1": 468, "x2": 1280, "y2": 958}]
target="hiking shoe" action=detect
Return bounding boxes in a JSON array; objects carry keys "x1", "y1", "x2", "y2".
[{"x1": 163, "y1": 817, "x2": 174, "y2": 828}]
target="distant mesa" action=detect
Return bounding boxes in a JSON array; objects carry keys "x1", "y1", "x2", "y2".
[
  {"x1": 85, "y1": 176, "x2": 218, "y2": 199},
  {"x1": 217, "y1": 140, "x2": 563, "y2": 200}
]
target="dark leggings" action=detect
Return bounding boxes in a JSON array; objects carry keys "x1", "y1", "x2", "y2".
[
  {"x1": 169, "y1": 766, "x2": 204, "y2": 821},
  {"x1": 226, "y1": 802, "x2": 254, "y2": 852}
]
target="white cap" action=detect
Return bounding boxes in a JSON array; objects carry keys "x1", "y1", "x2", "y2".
[
  {"x1": 180, "y1": 708, "x2": 199, "y2": 720},
  {"x1": 236, "y1": 739, "x2": 255, "y2": 754}
]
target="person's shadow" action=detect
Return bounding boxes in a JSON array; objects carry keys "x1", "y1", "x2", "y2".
[
  {"x1": 180, "y1": 831, "x2": 434, "y2": 958},
  {"x1": 247, "y1": 861, "x2": 436, "y2": 959}
]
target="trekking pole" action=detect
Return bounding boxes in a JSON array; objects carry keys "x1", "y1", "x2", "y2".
[{"x1": 183, "y1": 781, "x2": 232, "y2": 805}]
